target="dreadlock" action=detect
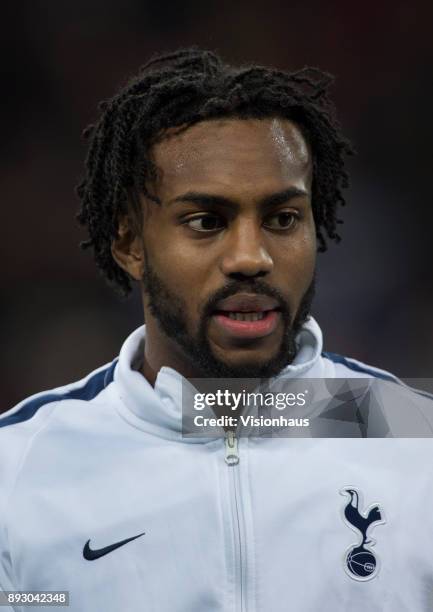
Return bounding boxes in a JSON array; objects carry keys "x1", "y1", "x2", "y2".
[{"x1": 76, "y1": 46, "x2": 354, "y2": 297}]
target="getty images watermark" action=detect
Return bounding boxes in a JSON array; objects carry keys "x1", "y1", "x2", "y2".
[
  {"x1": 192, "y1": 387, "x2": 309, "y2": 429},
  {"x1": 180, "y1": 377, "x2": 433, "y2": 438},
  {"x1": 181, "y1": 377, "x2": 315, "y2": 437}
]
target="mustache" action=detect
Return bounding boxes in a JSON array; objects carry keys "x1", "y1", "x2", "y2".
[{"x1": 202, "y1": 280, "x2": 292, "y2": 320}]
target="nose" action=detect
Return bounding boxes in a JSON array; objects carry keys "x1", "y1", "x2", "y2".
[{"x1": 219, "y1": 217, "x2": 273, "y2": 279}]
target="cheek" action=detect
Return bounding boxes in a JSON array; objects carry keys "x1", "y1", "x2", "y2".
[
  {"x1": 274, "y1": 230, "x2": 316, "y2": 299},
  {"x1": 300, "y1": 234, "x2": 317, "y2": 277},
  {"x1": 281, "y1": 226, "x2": 316, "y2": 269},
  {"x1": 296, "y1": 218, "x2": 317, "y2": 276},
  {"x1": 145, "y1": 228, "x2": 209, "y2": 305}
]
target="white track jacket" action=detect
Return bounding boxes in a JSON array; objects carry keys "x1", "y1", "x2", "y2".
[{"x1": 1, "y1": 318, "x2": 433, "y2": 611}]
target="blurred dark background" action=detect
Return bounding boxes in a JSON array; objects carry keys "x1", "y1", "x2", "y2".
[{"x1": 2, "y1": 0, "x2": 433, "y2": 411}]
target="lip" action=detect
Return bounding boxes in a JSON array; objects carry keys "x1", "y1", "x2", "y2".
[
  {"x1": 215, "y1": 293, "x2": 279, "y2": 313},
  {"x1": 211, "y1": 309, "x2": 280, "y2": 339}
]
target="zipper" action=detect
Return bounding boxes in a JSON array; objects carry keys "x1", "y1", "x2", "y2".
[
  {"x1": 224, "y1": 430, "x2": 246, "y2": 612},
  {"x1": 225, "y1": 429, "x2": 239, "y2": 465}
]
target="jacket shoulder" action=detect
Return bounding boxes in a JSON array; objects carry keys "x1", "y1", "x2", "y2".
[
  {"x1": 322, "y1": 351, "x2": 402, "y2": 381},
  {"x1": 0, "y1": 360, "x2": 118, "y2": 503},
  {"x1": 322, "y1": 351, "x2": 433, "y2": 434}
]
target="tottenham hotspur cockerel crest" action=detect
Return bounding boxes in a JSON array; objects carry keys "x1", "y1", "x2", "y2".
[{"x1": 340, "y1": 487, "x2": 385, "y2": 581}]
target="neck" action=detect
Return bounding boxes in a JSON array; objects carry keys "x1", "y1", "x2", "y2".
[{"x1": 141, "y1": 315, "x2": 201, "y2": 387}]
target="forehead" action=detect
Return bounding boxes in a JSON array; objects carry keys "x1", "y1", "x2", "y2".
[{"x1": 151, "y1": 117, "x2": 312, "y2": 198}]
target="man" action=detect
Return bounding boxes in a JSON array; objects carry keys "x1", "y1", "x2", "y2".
[{"x1": 1, "y1": 48, "x2": 432, "y2": 611}]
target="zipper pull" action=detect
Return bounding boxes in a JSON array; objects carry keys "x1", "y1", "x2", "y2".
[{"x1": 225, "y1": 430, "x2": 239, "y2": 466}]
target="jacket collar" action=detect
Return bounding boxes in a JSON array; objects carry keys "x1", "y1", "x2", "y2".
[{"x1": 114, "y1": 317, "x2": 324, "y2": 438}]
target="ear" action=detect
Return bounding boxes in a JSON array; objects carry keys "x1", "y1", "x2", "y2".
[{"x1": 111, "y1": 215, "x2": 145, "y2": 281}]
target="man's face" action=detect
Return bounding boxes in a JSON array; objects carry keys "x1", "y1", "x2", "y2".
[{"x1": 138, "y1": 117, "x2": 316, "y2": 378}]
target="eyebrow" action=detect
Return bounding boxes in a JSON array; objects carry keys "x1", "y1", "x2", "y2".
[{"x1": 167, "y1": 186, "x2": 308, "y2": 209}]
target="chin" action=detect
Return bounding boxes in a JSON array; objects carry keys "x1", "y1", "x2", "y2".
[{"x1": 207, "y1": 354, "x2": 289, "y2": 379}]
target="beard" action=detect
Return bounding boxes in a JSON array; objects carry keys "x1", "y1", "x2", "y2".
[{"x1": 142, "y1": 257, "x2": 315, "y2": 379}]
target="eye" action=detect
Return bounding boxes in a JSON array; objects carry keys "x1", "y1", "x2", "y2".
[
  {"x1": 264, "y1": 211, "x2": 299, "y2": 231},
  {"x1": 185, "y1": 214, "x2": 225, "y2": 232}
]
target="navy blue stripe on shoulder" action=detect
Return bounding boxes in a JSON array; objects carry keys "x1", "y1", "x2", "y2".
[
  {"x1": 322, "y1": 351, "x2": 397, "y2": 382},
  {"x1": 322, "y1": 351, "x2": 433, "y2": 401},
  {"x1": 0, "y1": 359, "x2": 118, "y2": 429}
]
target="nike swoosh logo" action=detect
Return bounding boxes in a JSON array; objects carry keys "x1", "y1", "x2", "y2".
[{"x1": 83, "y1": 532, "x2": 145, "y2": 560}]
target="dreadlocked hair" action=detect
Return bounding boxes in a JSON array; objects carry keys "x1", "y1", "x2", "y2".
[{"x1": 76, "y1": 46, "x2": 354, "y2": 297}]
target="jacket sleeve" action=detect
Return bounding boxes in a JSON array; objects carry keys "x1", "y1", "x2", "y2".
[
  {"x1": 0, "y1": 398, "x2": 59, "y2": 612},
  {"x1": 0, "y1": 424, "x2": 26, "y2": 612},
  {"x1": 0, "y1": 554, "x2": 16, "y2": 611},
  {"x1": 0, "y1": 487, "x2": 18, "y2": 612}
]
